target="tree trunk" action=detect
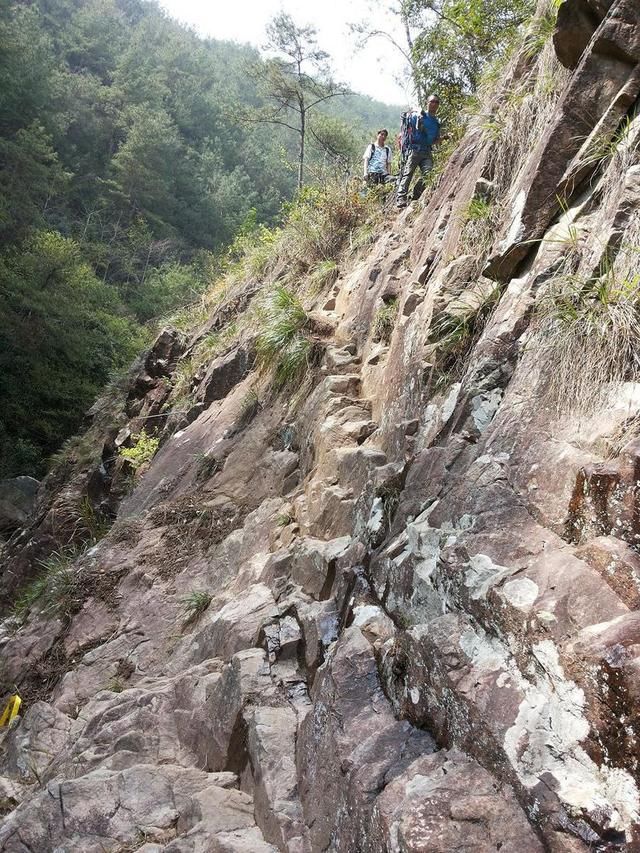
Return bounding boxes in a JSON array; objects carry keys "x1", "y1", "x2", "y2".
[{"x1": 298, "y1": 105, "x2": 305, "y2": 190}]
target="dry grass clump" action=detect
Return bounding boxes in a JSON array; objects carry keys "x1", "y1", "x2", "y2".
[
  {"x1": 14, "y1": 547, "x2": 82, "y2": 620},
  {"x1": 373, "y1": 299, "x2": 398, "y2": 343},
  {"x1": 459, "y1": 196, "x2": 495, "y2": 254},
  {"x1": 534, "y1": 218, "x2": 640, "y2": 413},
  {"x1": 480, "y1": 19, "x2": 569, "y2": 202}
]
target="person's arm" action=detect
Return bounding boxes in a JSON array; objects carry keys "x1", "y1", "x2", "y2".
[
  {"x1": 386, "y1": 146, "x2": 391, "y2": 174},
  {"x1": 363, "y1": 145, "x2": 371, "y2": 178}
]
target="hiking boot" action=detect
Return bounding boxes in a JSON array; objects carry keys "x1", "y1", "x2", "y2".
[{"x1": 396, "y1": 199, "x2": 408, "y2": 209}]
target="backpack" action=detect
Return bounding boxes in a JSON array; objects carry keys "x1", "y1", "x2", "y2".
[
  {"x1": 368, "y1": 143, "x2": 390, "y2": 166},
  {"x1": 399, "y1": 111, "x2": 417, "y2": 155},
  {"x1": 400, "y1": 110, "x2": 438, "y2": 152}
]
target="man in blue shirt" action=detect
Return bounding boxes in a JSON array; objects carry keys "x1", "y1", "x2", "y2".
[{"x1": 396, "y1": 95, "x2": 441, "y2": 209}]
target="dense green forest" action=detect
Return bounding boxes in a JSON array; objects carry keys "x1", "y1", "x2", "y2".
[{"x1": 0, "y1": 0, "x2": 400, "y2": 478}]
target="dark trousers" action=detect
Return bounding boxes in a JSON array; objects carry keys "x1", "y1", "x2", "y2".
[
  {"x1": 366, "y1": 172, "x2": 387, "y2": 186},
  {"x1": 397, "y1": 148, "x2": 433, "y2": 201}
]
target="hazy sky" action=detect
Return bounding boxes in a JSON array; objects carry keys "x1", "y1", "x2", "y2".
[{"x1": 158, "y1": 0, "x2": 412, "y2": 106}]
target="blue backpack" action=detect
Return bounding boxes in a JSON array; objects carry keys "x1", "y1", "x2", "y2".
[{"x1": 400, "y1": 111, "x2": 439, "y2": 152}]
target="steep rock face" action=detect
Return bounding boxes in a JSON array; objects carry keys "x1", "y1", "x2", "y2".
[{"x1": 2, "y1": 2, "x2": 640, "y2": 850}]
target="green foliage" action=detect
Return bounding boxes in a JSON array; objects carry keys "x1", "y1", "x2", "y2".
[
  {"x1": 405, "y1": 0, "x2": 535, "y2": 126},
  {"x1": 79, "y1": 497, "x2": 111, "y2": 542},
  {"x1": 256, "y1": 286, "x2": 314, "y2": 387},
  {"x1": 581, "y1": 116, "x2": 634, "y2": 170},
  {"x1": 429, "y1": 282, "x2": 503, "y2": 386},
  {"x1": 191, "y1": 323, "x2": 238, "y2": 372},
  {"x1": 118, "y1": 429, "x2": 160, "y2": 470},
  {"x1": 0, "y1": 231, "x2": 146, "y2": 477},
  {"x1": 459, "y1": 196, "x2": 496, "y2": 252},
  {"x1": 464, "y1": 197, "x2": 492, "y2": 222},
  {"x1": 523, "y1": 0, "x2": 562, "y2": 59},
  {"x1": 478, "y1": 32, "x2": 567, "y2": 214},
  {"x1": 279, "y1": 183, "x2": 367, "y2": 269},
  {"x1": 0, "y1": 0, "x2": 395, "y2": 476},
  {"x1": 181, "y1": 590, "x2": 212, "y2": 621}
]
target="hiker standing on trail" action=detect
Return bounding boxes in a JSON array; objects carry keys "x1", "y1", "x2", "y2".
[
  {"x1": 396, "y1": 95, "x2": 441, "y2": 209},
  {"x1": 363, "y1": 129, "x2": 391, "y2": 187}
]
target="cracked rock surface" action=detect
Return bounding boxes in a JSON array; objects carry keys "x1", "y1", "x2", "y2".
[{"x1": 2, "y1": 2, "x2": 640, "y2": 850}]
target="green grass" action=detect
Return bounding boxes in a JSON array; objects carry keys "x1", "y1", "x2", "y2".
[
  {"x1": 256, "y1": 285, "x2": 314, "y2": 387},
  {"x1": 14, "y1": 547, "x2": 80, "y2": 620},
  {"x1": 464, "y1": 197, "x2": 492, "y2": 222},
  {"x1": 181, "y1": 590, "x2": 212, "y2": 621},
  {"x1": 78, "y1": 496, "x2": 111, "y2": 543},
  {"x1": 192, "y1": 322, "x2": 238, "y2": 368},
  {"x1": 166, "y1": 301, "x2": 209, "y2": 332},
  {"x1": 523, "y1": 0, "x2": 562, "y2": 59}
]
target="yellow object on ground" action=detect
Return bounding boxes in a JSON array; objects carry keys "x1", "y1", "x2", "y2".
[{"x1": 0, "y1": 694, "x2": 21, "y2": 726}]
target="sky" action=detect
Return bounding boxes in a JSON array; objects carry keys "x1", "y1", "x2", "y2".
[{"x1": 157, "y1": 0, "x2": 413, "y2": 106}]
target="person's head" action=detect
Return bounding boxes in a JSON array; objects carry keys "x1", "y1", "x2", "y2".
[
  {"x1": 376, "y1": 129, "x2": 388, "y2": 145},
  {"x1": 426, "y1": 95, "x2": 440, "y2": 115}
]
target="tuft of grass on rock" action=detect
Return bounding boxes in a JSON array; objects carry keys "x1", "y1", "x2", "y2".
[
  {"x1": 181, "y1": 590, "x2": 212, "y2": 622},
  {"x1": 308, "y1": 260, "x2": 339, "y2": 294},
  {"x1": 256, "y1": 286, "x2": 315, "y2": 388},
  {"x1": 14, "y1": 547, "x2": 81, "y2": 620},
  {"x1": 373, "y1": 299, "x2": 398, "y2": 344},
  {"x1": 534, "y1": 264, "x2": 640, "y2": 413}
]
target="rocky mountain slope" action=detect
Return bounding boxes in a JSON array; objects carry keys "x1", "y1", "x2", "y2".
[{"x1": 2, "y1": 0, "x2": 640, "y2": 849}]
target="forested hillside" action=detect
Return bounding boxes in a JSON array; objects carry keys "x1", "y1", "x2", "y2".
[
  {"x1": 4, "y1": 1, "x2": 640, "y2": 848},
  {"x1": 0, "y1": 0, "x2": 398, "y2": 479}
]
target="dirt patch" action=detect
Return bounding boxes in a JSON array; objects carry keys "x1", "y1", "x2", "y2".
[
  {"x1": 147, "y1": 494, "x2": 251, "y2": 579},
  {"x1": 12, "y1": 638, "x2": 69, "y2": 705}
]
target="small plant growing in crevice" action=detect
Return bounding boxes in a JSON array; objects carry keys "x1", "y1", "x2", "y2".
[
  {"x1": 429, "y1": 283, "x2": 503, "y2": 388},
  {"x1": 181, "y1": 590, "x2": 212, "y2": 623},
  {"x1": 237, "y1": 389, "x2": 261, "y2": 425},
  {"x1": 119, "y1": 429, "x2": 160, "y2": 470},
  {"x1": 459, "y1": 195, "x2": 496, "y2": 254},
  {"x1": 169, "y1": 356, "x2": 195, "y2": 407},
  {"x1": 78, "y1": 497, "x2": 111, "y2": 543},
  {"x1": 373, "y1": 298, "x2": 398, "y2": 344},
  {"x1": 276, "y1": 512, "x2": 293, "y2": 527},
  {"x1": 464, "y1": 197, "x2": 492, "y2": 222},
  {"x1": 14, "y1": 547, "x2": 81, "y2": 620}
]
